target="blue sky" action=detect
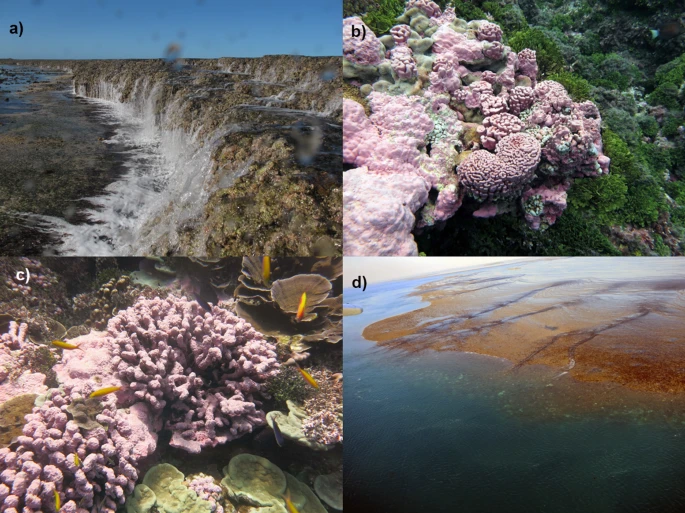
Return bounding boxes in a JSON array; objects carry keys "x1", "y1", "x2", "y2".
[{"x1": 0, "y1": 0, "x2": 340, "y2": 59}]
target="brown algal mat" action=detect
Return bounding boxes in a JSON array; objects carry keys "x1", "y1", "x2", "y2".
[{"x1": 363, "y1": 272, "x2": 685, "y2": 394}]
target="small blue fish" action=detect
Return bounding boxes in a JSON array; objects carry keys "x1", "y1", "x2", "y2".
[{"x1": 272, "y1": 419, "x2": 285, "y2": 447}]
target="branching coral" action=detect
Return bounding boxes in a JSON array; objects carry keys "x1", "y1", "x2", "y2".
[
  {"x1": 0, "y1": 258, "x2": 68, "y2": 343},
  {"x1": 0, "y1": 389, "x2": 157, "y2": 513},
  {"x1": 109, "y1": 294, "x2": 280, "y2": 454}
]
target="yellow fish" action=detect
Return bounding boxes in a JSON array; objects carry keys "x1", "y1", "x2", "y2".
[
  {"x1": 283, "y1": 489, "x2": 300, "y2": 513},
  {"x1": 263, "y1": 256, "x2": 271, "y2": 284},
  {"x1": 54, "y1": 489, "x2": 60, "y2": 511},
  {"x1": 295, "y1": 364, "x2": 319, "y2": 389},
  {"x1": 89, "y1": 386, "x2": 122, "y2": 399},
  {"x1": 296, "y1": 292, "x2": 307, "y2": 322},
  {"x1": 73, "y1": 453, "x2": 80, "y2": 466},
  {"x1": 52, "y1": 340, "x2": 83, "y2": 351}
]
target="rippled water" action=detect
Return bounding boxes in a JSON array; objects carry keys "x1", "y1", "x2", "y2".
[
  {"x1": 0, "y1": 65, "x2": 57, "y2": 114},
  {"x1": 344, "y1": 259, "x2": 685, "y2": 513}
]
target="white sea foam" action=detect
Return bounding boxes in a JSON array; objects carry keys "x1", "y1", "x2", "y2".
[{"x1": 38, "y1": 80, "x2": 222, "y2": 256}]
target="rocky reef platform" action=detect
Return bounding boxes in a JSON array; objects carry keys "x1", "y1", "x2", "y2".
[{"x1": 0, "y1": 57, "x2": 341, "y2": 256}]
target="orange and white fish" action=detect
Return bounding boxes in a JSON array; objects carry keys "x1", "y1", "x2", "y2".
[
  {"x1": 296, "y1": 292, "x2": 307, "y2": 322},
  {"x1": 283, "y1": 489, "x2": 300, "y2": 513},
  {"x1": 52, "y1": 340, "x2": 83, "y2": 351},
  {"x1": 263, "y1": 256, "x2": 271, "y2": 284},
  {"x1": 89, "y1": 386, "x2": 122, "y2": 399},
  {"x1": 295, "y1": 363, "x2": 319, "y2": 389}
]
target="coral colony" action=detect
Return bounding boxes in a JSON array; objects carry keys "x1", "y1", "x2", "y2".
[
  {"x1": 0, "y1": 294, "x2": 280, "y2": 513},
  {"x1": 343, "y1": 0, "x2": 610, "y2": 255},
  {"x1": 109, "y1": 295, "x2": 280, "y2": 454}
]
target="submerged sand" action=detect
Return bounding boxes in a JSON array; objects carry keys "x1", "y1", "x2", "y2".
[{"x1": 363, "y1": 269, "x2": 685, "y2": 395}]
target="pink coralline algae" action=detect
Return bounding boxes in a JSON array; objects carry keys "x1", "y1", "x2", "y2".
[
  {"x1": 342, "y1": 1, "x2": 611, "y2": 254},
  {"x1": 522, "y1": 182, "x2": 571, "y2": 230},
  {"x1": 0, "y1": 389, "x2": 157, "y2": 513},
  {"x1": 478, "y1": 113, "x2": 525, "y2": 150},
  {"x1": 476, "y1": 21, "x2": 503, "y2": 42},
  {"x1": 0, "y1": 322, "x2": 47, "y2": 403},
  {"x1": 108, "y1": 294, "x2": 280, "y2": 454},
  {"x1": 343, "y1": 89, "x2": 463, "y2": 254},
  {"x1": 343, "y1": 97, "x2": 433, "y2": 175},
  {"x1": 53, "y1": 331, "x2": 124, "y2": 399},
  {"x1": 186, "y1": 475, "x2": 224, "y2": 513},
  {"x1": 343, "y1": 166, "x2": 429, "y2": 256},
  {"x1": 343, "y1": 17, "x2": 383, "y2": 66}
]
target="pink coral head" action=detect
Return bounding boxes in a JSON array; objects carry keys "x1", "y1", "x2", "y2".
[
  {"x1": 391, "y1": 45, "x2": 417, "y2": 80},
  {"x1": 496, "y1": 132, "x2": 542, "y2": 174},
  {"x1": 481, "y1": 95, "x2": 508, "y2": 116},
  {"x1": 516, "y1": 48, "x2": 538, "y2": 82},
  {"x1": 343, "y1": 17, "x2": 383, "y2": 66},
  {"x1": 483, "y1": 41, "x2": 505, "y2": 61},
  {"x1": 480, "y1": 70, "x2": 498, "y2": 84},
  {"x1": 535, "y1": 81, "x2": 572, "y2": 111},
  {"x1": 480, "y1": 113, "x2": 525, "y2": 150},
  {"x1": 458, "y1": 150, "x2": 515, "y2": 201},
  {"x1": 407, "y1": 0, "x2": 441, "y2": 18},
  {"x1": 459, "y1": 133, "x2": 541, "y2": 201},
  {"x1": 508, "y1": 86, "x2": 536, "y2": 115},
  {"x1": 432, "y1": 55, "x2": 453, "y2": 73},
  {"x1": 477, "y1": 22, "x2": 503, "y2": 42},
  {"x1": 391, "y1": 24, "x2": 412, "y2": 45}
]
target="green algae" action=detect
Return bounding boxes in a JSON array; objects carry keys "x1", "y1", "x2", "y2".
[
  {"x1": 265, "y1": 365, "x2": 314, "y2": 407},
  {"x1": 547, "y1": 71, "x2": 592, "y2": 101},
  {"x1": 362, "y1": 0, "x2": 405, "y2": 36},
  {"x1": 509, "y1": 28, "x2": 564, "y2": 76}
]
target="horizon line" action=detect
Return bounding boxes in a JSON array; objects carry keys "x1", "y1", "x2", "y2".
[{"x1": 0, "y1": 54, "x2": 339, "y2": 61}]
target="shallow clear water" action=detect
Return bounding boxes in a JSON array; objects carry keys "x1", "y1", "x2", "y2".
[
  {"x1": 344, "y1": 259, "x2": 685, "y2": 513},
  {"x1": 0, "y1": 65, "x2": 57, "y2": 114}
]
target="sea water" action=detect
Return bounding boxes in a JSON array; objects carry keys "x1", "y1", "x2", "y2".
[
  {"x1": 344, "y1": 259, "x2": 685, "y2": 513},
  {"x1": 36, "y1": 81, "x2": 221, "y2": 256}
]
